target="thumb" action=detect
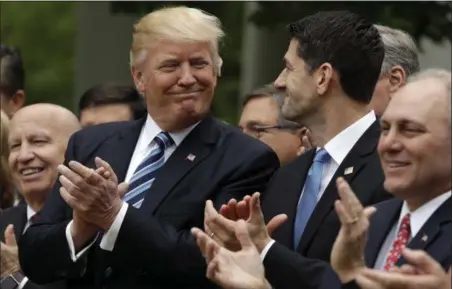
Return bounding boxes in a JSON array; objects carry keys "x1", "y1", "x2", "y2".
[
  {"x1": 117, "y1": 182, "x2": 129, "y2": 199},
  {"x1": 235, "y1": 220, "x2": 253, "y2": 249},
  {"x1": 4, "y1": 225, "x2": 17, "y2": 246},
  {"x1": 363, "y1": 206, "x2": 377, "y2": 219},
  {"x1": 249, "y1": 192, "x2": 263, "y2": 222},
  {"x1": 266, "y1": 214, "x2": 288, "y2": 236},
  {"x1": 401, "y1": 248, "x2": 444, "y2": 274}
]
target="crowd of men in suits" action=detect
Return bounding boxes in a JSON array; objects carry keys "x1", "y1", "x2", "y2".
[{"x1": 0, "y1": 6, "x2": 451, "y2": 289}]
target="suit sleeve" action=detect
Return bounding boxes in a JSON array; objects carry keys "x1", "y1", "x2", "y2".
[
  {"x1": 18, "y1": 133, "x2": 89, "y2": 284},
  {"x1": 263, "y1": 242, "x2": 341, "y2": 289},
  {"x1": 107, "y1": 146, "x2": 279, "y2": 282}
]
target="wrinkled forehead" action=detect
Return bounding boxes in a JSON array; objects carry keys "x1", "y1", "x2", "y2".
[
  {"x1": 382, "y1": 79, "x2": 449, "y2": 126},
  {"x1": 9, "y1": 117, "x2": 55, "y2": 141}
]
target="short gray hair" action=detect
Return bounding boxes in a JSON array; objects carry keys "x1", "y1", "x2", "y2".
[
  {"x1": 375, "y1": 24, "x2": 420, "y2": 78},
  {"x1": 242, "y1": 84, "x2": 303, "y2": 131},
  {"x1": 408, "y1": 68, "x2": 452, "y2": 128}
]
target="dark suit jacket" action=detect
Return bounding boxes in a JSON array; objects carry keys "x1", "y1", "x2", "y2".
[
  {"x1": 0, "y1": 205, "x2": 65, "y2": 289},
  {"x1": 267, "y1": 196, "x2": 452, "y2": 289},
  {"x1": 333, "y1": 196, "x2": 452, "y2": 289},
  {"x1": 262, "y1": 120, "x2": 391, "y2": 287},
  {"x1": 18, "y1": 116, "x2": 280, "y2": 289}
]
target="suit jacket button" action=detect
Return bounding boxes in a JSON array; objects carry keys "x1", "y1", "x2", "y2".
[{"x1": 104, "y1": 267, "x2": 113, "y2": 278}]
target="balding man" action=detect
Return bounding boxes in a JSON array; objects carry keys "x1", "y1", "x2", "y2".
[{"x1": 1, "y1": 103, "x2": 80, "y2": 289}]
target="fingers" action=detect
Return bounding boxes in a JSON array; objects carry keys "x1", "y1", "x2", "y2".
[
  {"x1": 58, "y1": 165, "x2": 91, "y2": 192},
  {"x1": 117, "y1": 182, "x2": 129, "y2": 199},
  {"x1": 302, "y1": 130, "x2": 313, "y2": 149},
  {"x1": 236, "y1": 196, "x2": 251, "y2": 220},
  {"x1": 191, "y1": 227, "x2": 210, "y2": 257},
  {"x1": 401, "y1": 248, "x2": 445, "y2": 275},
  {"x1": 249, "y1": 192, "x2": 263, "y2": 222},
  {"x1": 204, "y1": 201, "x2": 236, "y2": 236},
  {"x1": 355, "y1": 273, "x2": 383, "y2": 289},
  {"x1": 59, "y1": 175, "x2": 86, "y2": 200},
  {"x1": 68, "y1": 161, "x2": 104, "y2": 185},
  {"x1": 234, "y1": 220, "x2": 253, "y2": 249},
  {"x1": 266, "y1": 214, "x2": 288, "y2": 236},
  {"x1": 95, "y1": 157, "x2": 118, "y2": 183},
  {"x1": 60, "y1": 187, "x2": 79, "y2": 209},
  {"x1": 336, "y1": 177, "x2": 364, "y2": 222},
  {"x1": 4, "y1": 225, "x2": 16, "y2": 247},
  {"x1": 226, "y1": 199, "x2": 238, "y2": 221},
  {"x1": 359, "y1": 269, "x2": 414, "y2": 289}
]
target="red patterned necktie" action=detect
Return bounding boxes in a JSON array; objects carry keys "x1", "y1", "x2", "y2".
[{"x1": 383, "y1": 213, "x2": 411, "y2": 271}]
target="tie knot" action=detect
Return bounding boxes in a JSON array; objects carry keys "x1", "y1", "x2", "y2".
[
  {"x1": 154, "y1": 132, "x2": 174, "y2": 150},
  {"x1": 313, "y1": 148, "x2": 330, "y2": 163}
]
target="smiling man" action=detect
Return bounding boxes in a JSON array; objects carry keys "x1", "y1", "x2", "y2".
[
  {"x1": 1, "y1": 103, "x2": 80, "y2": 289},
  {"x1": 18, "y1": 6, "x2": 279, "y2": 289}
]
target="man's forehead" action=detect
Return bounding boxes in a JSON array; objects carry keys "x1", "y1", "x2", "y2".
[{"x1": 383, "y1": 80, "x2": 447, "y2": 122}]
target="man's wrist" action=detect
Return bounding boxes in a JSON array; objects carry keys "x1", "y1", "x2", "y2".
[
  {"x1": 1, "y1": 272, "x2": 25, "y2": 289},
  {"x1": 255, "y1": 236, "x2": 273, "y2": 253}
]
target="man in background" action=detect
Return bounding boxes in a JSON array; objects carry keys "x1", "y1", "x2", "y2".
[
  {"x1": 78, "y1": 83, "x2": 147, "y2": 128},
  {"x1": 1, "y1": 103, "x2": 80, "y2": 289},
  {"x1": 0, "y1": 44, "x2": 26, "y2": 118},
  {"x1": 239, "y1": 84, "x2": 305, "y2": 165},
  {"x1": 369, "y1": 24, "x2": 420, "y2": 116}
]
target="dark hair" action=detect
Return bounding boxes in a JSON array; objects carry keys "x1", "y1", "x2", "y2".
[
  {"x1": 242, "y1": 84, "x2": 303, "y2": 131},
  {"x1": 0, "y1": 44, "x2": 25, "y2": 98},
  {"x1": 288, "y1": 11, "x2": 384, "y2": 104},
  {"x1": 78, "y1": 83, "x2": 147, "y2": 120}
]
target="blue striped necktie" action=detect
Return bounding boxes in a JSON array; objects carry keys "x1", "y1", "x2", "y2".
[
  {"x1": 293, "y1": 148, "x2": 330, "y2": 249},
  {"x1": 123, "y1": 132, "x2": 173, "y2": 209}
]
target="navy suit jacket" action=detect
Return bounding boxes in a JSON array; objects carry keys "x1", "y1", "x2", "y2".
[
  {"x1": 257, "y1": 196, "x2": 451, "y2": 289},
  {"x1": 18, "y1": 115, "x2": 280, "y2": 289}
]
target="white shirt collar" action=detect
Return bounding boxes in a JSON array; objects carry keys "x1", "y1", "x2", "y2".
[
  {"x1": 27, "y1": 206, "x2": 36, "y2": 222},
  {"x1": 398, "y1": 191, "x2": 452, "y2": 238},
  {"x1": 136, "y1": 114, "x2": 199, "y2": 153},
  {"x1": 323, "y1": 110, "x2": 376, "y2": 164}
]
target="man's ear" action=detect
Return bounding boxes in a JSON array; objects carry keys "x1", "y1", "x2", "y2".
[
  {"x1": 388, "y1": 65, "x2": 406, "y2": 93},
  {"x1": 315, "y1": 63, "x2": 333, "y2": 96},
  {"x1": 131, "y1": 67, "x2": 145, "y2": 94},
  {"x1": 10, "y1": 89, "x2": 25, "y2": 113}
]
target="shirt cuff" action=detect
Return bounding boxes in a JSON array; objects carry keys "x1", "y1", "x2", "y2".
[
  {"x1": 18, "y1": 277, "x2": 28, "y2": 289},
  {"x1": 65, "y1": 220, "x2": 98, "y2": 262},
  {"x1": 100, "y1": 202, "x2": 129, "y2": 252},
  {"x1": 260, "y1": 239, "x2": 276, "y2": 261}
]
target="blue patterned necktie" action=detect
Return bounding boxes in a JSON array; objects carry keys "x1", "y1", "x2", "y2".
[
  {"x1": 293, "y1": 148, "x2": 331, "y2": 249},
  {"x1": 123, "y1": 132, "x2": 173, "y2": 209}
]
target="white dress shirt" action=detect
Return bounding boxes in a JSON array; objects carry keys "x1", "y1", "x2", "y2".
[
  {"x1": 65, "y1": 115, "x2": 198, "y2": 261},
  {"x1": 261, "y1": 110, "x2": 377, "y2": 260},
  {"x1": 374, "y1": 191, "x2": 452, "y2": 269}
]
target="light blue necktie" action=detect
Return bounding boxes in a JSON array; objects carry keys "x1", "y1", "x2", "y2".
[
  {"x1": 293, "y1": 148, "x2": 330, "y2": 249},
  {"x1": 123, "y1": 132, "x2": 173, "y2": 209}
]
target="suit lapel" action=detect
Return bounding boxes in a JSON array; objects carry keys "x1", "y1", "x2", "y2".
[
  {"x1": 96, "y1": 118, "x2": 145, "y2": 182},
  {"x1": 141, "y1": 116, "x2": 219, "y2": 214},
  {"x1": 396, "y1": 197, "x2": 452, "y2": 266},
  {"x1": 364, "y1": 199, "x2": 402, "y2": 267},
  {"x1": 297, "y1": 120, "x2": 381, "y2": 253}
]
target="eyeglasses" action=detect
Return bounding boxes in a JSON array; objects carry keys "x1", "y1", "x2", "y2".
[{"x1": 243, "y1": 123, "x2": 298, "y2": 139}]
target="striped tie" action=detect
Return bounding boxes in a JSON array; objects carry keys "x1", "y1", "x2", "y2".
[{"x1": 123, "y1": 132, "x2": 173, "y2": 208}]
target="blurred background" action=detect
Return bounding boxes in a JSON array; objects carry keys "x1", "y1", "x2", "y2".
[{"x1": 1, "y1": 1, "x2": 451, "y2": 124}]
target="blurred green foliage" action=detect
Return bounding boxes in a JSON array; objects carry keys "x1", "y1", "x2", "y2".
[
  {"x1": 1, "y1": 2, "x2": 76, "y2": 109},
  {"x1": 1, "y1": 1, "x2": 450, "y2": 123}
]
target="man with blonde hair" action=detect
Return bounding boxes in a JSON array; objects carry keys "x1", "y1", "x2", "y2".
[{"x1": 19, "y1": 6, "x2": 279, "y2": 289}]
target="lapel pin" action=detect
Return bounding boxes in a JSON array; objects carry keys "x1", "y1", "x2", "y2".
[
  {"x1": 186, "y1": 154, "x2": 196, "y2": 161},
  {"x1": 421, "y1": 234, "x2": 428, "y2": 242},
  {"x1": 344, "y1": 166, "x2": 354, "y2": 175}
]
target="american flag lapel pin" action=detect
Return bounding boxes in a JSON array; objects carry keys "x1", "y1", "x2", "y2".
[
  {"x1": 186, "y1": 154, "x2": 196, "y2": 161},
  {"x1": 344, "y1": 166, "x2": 354, "y2": 175},
  {"x1": 421, "y1": 234, "x2": 428, "y2": 242}
]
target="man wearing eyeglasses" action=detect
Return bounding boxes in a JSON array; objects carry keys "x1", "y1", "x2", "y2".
[{"x1": 239, "y1": 84, "x2": 306, "y2": 165}]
